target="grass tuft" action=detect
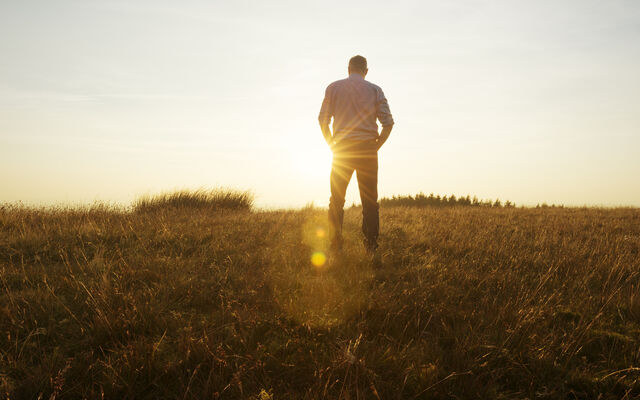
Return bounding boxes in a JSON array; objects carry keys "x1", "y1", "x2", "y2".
[{"x1": 133, "y1": 188, "x2": 253, "y2": 213}]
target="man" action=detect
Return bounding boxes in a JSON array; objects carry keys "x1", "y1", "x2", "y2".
[{"x1": 318, "y1": 55, "x2": 394, "y2": 254}]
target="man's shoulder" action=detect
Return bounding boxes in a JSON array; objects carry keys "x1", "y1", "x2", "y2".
[
  {"x1": 364, "y1": 80, "x2": 384, "y2": 92},
  {"x1": 326, "y1": 78, "x2": 349, "y2": 90}
]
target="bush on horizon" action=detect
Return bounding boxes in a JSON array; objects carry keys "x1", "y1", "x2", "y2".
[
  {"x1": 380, "y1": 193, "x2": 520, "y2": 208},
  {"x1": 133, "y1": 188, "x2": 253, "y2": 212}
]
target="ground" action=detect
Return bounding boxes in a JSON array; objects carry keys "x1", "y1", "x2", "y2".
[{"x1": 1, "y1": 204, "x2": 639, "y2": 399}]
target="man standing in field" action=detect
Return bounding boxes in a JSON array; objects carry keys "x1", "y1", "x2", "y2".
[{"x1": 318, "y1": 55, "x2": 394, "y2": 254}]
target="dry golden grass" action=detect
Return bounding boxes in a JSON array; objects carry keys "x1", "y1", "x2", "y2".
[{"x1": 1, "y1": 193, "x2": 639, "y2": 399}]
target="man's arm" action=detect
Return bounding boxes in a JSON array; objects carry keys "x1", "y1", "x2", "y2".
[
  {"x1": 375, "y1": 87, "x2": 394, "y2": 150},
  {"x1": 320, "y1": 123, "x2": 334, "y2": 148},
  {"x1": 377, "y1": 125, "x2": 393, "y2": 149},
  {"x1": 318, "y1": 85, "x2": 334, "y2": 149}
]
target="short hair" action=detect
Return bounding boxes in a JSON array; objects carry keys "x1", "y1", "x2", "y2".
[{"x1": 348, "y1": 55, "x2": 367, "y2": 73}]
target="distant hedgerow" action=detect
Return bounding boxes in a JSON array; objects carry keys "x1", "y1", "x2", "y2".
[
  {"x1": 134, "y1": 188, "x2": 253, "y2": 212},
  {"x1": 380, "y1": 193, "x2": 518, "y2": 208}
]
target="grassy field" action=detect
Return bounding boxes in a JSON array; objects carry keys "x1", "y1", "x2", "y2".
[{"x1": 1, "y1": 193, "x2": 639, "y2": 399}]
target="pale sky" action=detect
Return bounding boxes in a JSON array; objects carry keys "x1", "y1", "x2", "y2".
[{"x1": 1, "y1": 0, "x2": 639, "y2": 208}]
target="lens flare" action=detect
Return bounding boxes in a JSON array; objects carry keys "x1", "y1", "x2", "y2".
[
  {"x1": 316, "y1": 227, "x2": 326, "y2": 238},
  {"x1": 311, "y1": 251, "x2": 327, "y2": 267}
]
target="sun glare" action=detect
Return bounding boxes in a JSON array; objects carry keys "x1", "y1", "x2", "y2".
[{"x1": 288, "y1": 136, "x2": 332, "y2": 179}]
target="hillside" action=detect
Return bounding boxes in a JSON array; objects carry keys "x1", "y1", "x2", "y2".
[{"x1": 1, "y1": 202, "x2": 639, "y2": 399}]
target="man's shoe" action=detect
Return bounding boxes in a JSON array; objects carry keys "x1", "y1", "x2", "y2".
[
  {"x1": 370, "y1": 251, "x2": 382, "y2": 269},
  {"x1": 330, "y1": 237, "x2": 344, "y2": 253},
  {"x1": 364, "y1": 240, "x2": 378, "y2": 255},
  {"x1": 364, "y1": 240, "x2": 381, "y2": 267}
]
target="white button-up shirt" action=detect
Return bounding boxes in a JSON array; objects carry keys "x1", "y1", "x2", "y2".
[{"x1": 318, "y1": 73, "x2": 394, "y2": 142}]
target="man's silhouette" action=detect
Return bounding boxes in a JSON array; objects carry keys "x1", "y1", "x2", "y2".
[{"x1": 318, "y1": 55, "x2": 394, "y2": 254}]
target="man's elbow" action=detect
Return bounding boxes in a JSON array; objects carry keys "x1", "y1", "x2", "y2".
[{"x1": 318, "y1": 114, "x2": 331, "y2": 125}]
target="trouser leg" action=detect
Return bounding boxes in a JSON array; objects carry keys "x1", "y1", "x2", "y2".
[
  {"x1": 328, "y1": 157, "x2": 354, "y2": 244},
  {"x1": 355, "y1": 153, "x2": 379, "y2": 249}
]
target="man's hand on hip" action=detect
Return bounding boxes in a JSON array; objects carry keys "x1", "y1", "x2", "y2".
[
  {"x1": 376, "y1": 125, "x2": 393, "y2": 150},
  {"x1": 320, "y1": 123, "x2": 334, "y2": 150}
]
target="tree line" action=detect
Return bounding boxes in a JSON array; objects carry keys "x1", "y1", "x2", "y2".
[{"x1": 379, "y1": 193, "x2": 515, "y2": 208}]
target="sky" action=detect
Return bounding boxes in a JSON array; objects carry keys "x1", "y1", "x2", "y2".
[{"x1": 1, "y1": 0, "x2": 639, "y2": 208}]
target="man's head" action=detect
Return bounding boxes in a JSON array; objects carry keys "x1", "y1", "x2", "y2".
[{"x1": 348, "y1": 55, "x2": 368, "y2": 77}]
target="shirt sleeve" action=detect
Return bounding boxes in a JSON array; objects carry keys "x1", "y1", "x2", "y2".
[
  {"x1": 376, "y1": 88, "x2": 394, "y2": 127},
  {"x1": 318, "y1": 85, "x2": 333, "y2": 125}
]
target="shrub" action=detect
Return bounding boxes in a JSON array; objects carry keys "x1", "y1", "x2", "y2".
[{"x1": 133, "y1": 188, "x2": 253, "y2": 212}]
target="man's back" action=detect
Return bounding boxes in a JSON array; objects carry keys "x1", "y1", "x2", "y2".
[{"x1": 318, "y1": 73, "x2": 394, "y2": 142}]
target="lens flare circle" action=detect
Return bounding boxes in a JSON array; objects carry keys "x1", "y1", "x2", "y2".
[{"x1": 311, "y1": 251, "x2": 327, "y2": 267}]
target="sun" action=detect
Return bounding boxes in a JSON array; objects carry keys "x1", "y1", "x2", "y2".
[{"x1": 288, "y1": 136, "x2": 333, "y2": 179}]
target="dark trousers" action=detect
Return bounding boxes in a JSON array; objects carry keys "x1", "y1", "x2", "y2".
[{"x1": 328, "y1": 139, "x2": 379, "y2": 248}]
